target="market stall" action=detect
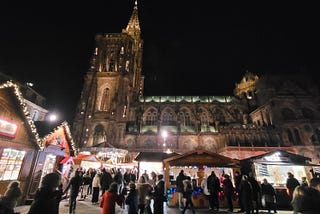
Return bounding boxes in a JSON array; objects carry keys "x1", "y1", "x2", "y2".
[
  {"x1": 134, "y1": 151, "x2": 178, "y2": 179},
  {"x1": 73, "y1": 153, "x2": 102, "y2": 170},
  {"x1": 240, "y1": 149, "x2": 320, "y2": 208},
  {"x1": 163, "y1": 150, "x2": 240, "y2": 208}
]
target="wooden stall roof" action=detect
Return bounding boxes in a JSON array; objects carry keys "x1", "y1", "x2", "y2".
[
  {"x1": 241, "y1": 149, "x2": 317, "y2": 166},
  {"x1": 134, "y1": 152, "x2": 179, "y2": 162},
  {"x1": 163, "y1": 149, "x2": 240, "y2": 167}
]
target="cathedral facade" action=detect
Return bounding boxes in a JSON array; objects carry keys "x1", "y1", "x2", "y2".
[{"x1": 72, "y1": 2, "x2": 320, "y2": 163}]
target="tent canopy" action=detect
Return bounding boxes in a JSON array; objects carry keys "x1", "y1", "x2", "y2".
[
  {"x1": 73, "y1": 154, "x2": 101, "y2": 165},
  {"x1": 163, "y1": 149, "x2": 240, "y2": 167}
]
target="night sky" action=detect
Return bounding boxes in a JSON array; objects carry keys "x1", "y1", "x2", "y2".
[{"x1": 0, "y1": 1, "x2": 319, "y2": 124}]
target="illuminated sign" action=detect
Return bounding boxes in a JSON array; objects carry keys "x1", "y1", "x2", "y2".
[
  {"x1": 0, "y1": 118, "x2": 19, "y2": 137},
  {"x1": 264, "y1": 152, "x2": 290, "y2": 162}
]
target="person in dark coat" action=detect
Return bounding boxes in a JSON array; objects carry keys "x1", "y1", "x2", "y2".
[
  {"x1": 125, "y1": 182, "x2": 138, "y2": 214},
  {"x1": 239, "y1": 175, "x2": 253, "y2": 214},
  {"x1": 291, "y1": 185, "x2": 320, "y2": 214},
  {"x1": 64, "y1": 170, "x2": 83, "y2": 214},
  {"x1": 101, "y1": 168, "x2": 113, "y2": 196},
  {"x1": 153, "y1": 174, "x2": 165, "y2": 214},
  {"x1": 181, "y1": 179, "x2": 195, "y2": 214},
  {"x1": 28, "y1": 172, "x2": 63, "y2": 214},
  {"x1": 222, "y1": 174, "x2": 235, "y2": 212},
  {"x1": 234, "y1": 171, "x2": 244, "y2": 212},
  {"x1": 261, "y1": 178, "x2": 277, "y2": 213},
  {"x1": 176, "y1": 170, "x2": 187, "y2": 210},
  {"x1": 207, "y1": 171, "x2": 221, "y2": 211},
  {"x1": 248, "y1": 172, "x2": 261, "y2": 214},
  {"x1": 0, "y1": 181, "x2": 22, "y2": 214},
  {"x1": 286, "y1": 172, "x2": 300, "y2": 201}
]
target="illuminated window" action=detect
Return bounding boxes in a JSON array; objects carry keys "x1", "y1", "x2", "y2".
[
  {"x1": 100, "y1": 88, "x2": 110, "y2": 111},
  {"x1": 0, "y1": 148, "x2": 26, "y2": 181}
]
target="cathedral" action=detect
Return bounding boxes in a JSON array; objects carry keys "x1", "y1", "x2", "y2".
[{"x1": 72, "y1": 1, "x2": 320, "y2": 164}]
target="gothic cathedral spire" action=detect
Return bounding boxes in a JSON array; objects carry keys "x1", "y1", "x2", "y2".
[{"x1": 123, "y1": 0, "x2": 141, "y2": 40}]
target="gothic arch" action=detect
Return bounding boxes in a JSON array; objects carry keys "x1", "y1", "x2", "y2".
[
  {"x1": 143, "y1": 107, "x2": 158, "y2": 126},
  {"x1": 178, "y1": 107, "x2": 195, "y2": 127},
  {"x1": 93, "y1": 124, "x2": 106, "y2": 146},
  {"x1": 98, "y1": 83, "x2": 113, "y2": 111},
  {"x1": 160, "y1": 107, "x2": 177, "y2": 125}
]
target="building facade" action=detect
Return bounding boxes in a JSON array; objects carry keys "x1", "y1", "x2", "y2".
[{"x1": 72, "y1": 2, "x2": 320, "y2": 164}]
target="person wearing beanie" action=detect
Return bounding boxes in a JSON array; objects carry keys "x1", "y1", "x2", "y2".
[
  {"x1": 0, "y1": 181, "x2": 22, "y2": 214},
  {"x1": 28, "y1": 172, "x2": 63, "y2": 214}
]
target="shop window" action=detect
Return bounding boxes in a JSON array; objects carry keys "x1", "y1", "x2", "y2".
[{"x1": 0, "y1": 148, "x2": 26, "y2": 181}]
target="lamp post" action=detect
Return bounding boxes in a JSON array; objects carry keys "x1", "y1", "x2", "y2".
[{"x1": 162, "y1": 130, "x2": 167, "y2": 147}]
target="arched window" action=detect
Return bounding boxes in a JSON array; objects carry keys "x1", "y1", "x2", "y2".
[
  {"x1": 93, "y1": 124, "x2": 106, "y2": 146},
  {"x1": 144, "y1": 108, "x2": 158, "y2": 126},
  {"x1": 161, "y1": 108, "x2": 176, "y2": 125},
  {"x1": 180, "y1": 111, "x2": 192, "y2": 126},
  {"x1": 281, "y1": 108, "x2": 296, "y2": 120},
  {"x1": 100, "y1": 88, "x2": 110, "y2": 111}
]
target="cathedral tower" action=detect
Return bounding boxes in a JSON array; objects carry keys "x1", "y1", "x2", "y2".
[{"x1": 72, "y1": 1, "x2": 144, "y2": 148}]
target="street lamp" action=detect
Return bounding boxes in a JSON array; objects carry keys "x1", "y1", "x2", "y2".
[{"x1": 162, "y1": 130, "x2": 167, "y2": 147}]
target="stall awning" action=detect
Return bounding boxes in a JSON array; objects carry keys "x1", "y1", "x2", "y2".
[{"x1": 60, "y1": 156, "x2": 73, "y2": 164}]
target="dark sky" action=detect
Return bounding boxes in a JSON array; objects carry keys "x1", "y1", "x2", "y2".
[{"x1": 0, "y1": 1, "x2": 319, "y2": 124}]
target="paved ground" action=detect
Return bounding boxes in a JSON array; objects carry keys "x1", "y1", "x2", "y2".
[{"x1": 15, "y1": 195, "x2": 293, "y2": 214}]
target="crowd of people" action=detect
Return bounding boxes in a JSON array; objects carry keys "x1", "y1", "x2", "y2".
[
  {"x1": 2, "y1": 166, "x2": 320, "y2": 214},
  {"x1": 176, "y1": 169, "x2": 320, "y2": 214},
  {"x1": 23, "y1": 167, "x2": 165, "y2": 214}
]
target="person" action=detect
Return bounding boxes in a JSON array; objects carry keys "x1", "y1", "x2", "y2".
[
  {"x1": 81, "y1": 170, "x2": 91, "y2": 200},
  {"x1": 291, "y1": 185, "x2": 320, "y2": 214},
  {"x1": 176, "y1": 170, "x2": 187, "y2": 210},
  {"x1": 222, "y1": 174, "x2": 235, "y2": 212},
  {"x1": 28, "y1": 172, "x2": 63, "y2": 214},
  {"x1": 125, "y1": 182, "x2": 138, "y2": 214},
  {"x1": 301, "y1": 177, "x2": 308, "y2": 187},
  {"x1": 153, "y1": 174, "x2": 165, "y2": 214},
  {"x1": 64, "y1": 170, "x2": 83, "y2": 214},
  {"x1": 100, "y1": 182, "x2": 126, "y2": 214},
  {"x1": 234, "y1": 171, "x2": 244, "y2": 212},
  {"x1": 207, "y1": 171, "x2": 221, "y2": 211},
  {"x1": 261, "y1": 178, "x2": 277, "y2": 213},
  {"x1": 239, "y1": 175, "x2": 252, "y2": 214},
  {"x1": 286, "y1": 172, "x2": 300, "y2": 201},
  {"x1": 0, "y1": 181, "x2": 22, "y2": 214},
  {"x1": 200, "y1": 174, "x2": 210, "y2": 197},
  {"x1": 101, "y1": 168, "x2": 113, "y2": 196},
  {"x1": 142, "y1": 170, "x2": 149, "y2": 182},
  {"x1": 92, "y1": 172, "x2": 101, "y2": 205},
  {"x1": 181, "y1": 178, "x2": 195, "y2": 214},
  {"x1": 136, "y1": 176, "x2": 153, "y2": 214},
  {"x1": 248, "y1": 172, "x2": 261, "y2": 214}
]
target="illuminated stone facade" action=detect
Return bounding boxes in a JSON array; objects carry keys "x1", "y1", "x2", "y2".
[{"x1": 72, "y1": 2, "x2": 320, "y2": 163}]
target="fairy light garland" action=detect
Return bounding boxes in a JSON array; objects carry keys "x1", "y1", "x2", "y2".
[{"x1": 0, "y1": 81, "x2": 42, "y2": 148}]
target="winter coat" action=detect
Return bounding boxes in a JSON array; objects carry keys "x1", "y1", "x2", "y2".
[
  {"x1": 125, "y1": 189, "x2": 138, "y2": 214},
  {"x1": 28, "y1": 187, "x2": 63, "y2": 214},
  {"x1": 100, "y1": 191, "x2": 124, "y2": 214}
]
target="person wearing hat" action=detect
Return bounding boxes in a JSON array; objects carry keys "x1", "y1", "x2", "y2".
[
  {"x1": 28, "y1": 172, "x2": 63, "y2": 214},
  {"x1": 0, "y1": 181, "x2": 22, "y2": 214}
]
